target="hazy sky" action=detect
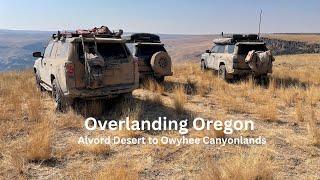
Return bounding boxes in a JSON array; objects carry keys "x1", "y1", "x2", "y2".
[{"x1": 0, "y1": 0, "x2": 319, "y2": 34}]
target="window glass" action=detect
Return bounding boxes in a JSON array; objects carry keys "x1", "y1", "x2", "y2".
[
  {"x1": 78, "y1": 43, "x2": 128, "y2": 63},
  {"x1": 238, "y1": 44, "x2": 267, "y2": 55},
  {"x1": 51, "y1": 42, "x2": 59, "y2": 57},
  {"x1": 59, "y1": 42, "x2": 69, "y2": 57},
  {"x1": 227, "y1": 45, "x2": 235, "y2": 54},
  {"x1": 43, "y1": 42, "x2": 54, "y2": 58},
  {"x1": 126, "y1": 43, "x2": 134, "y2": 54},
  {"x1": 136, "y1": 45, "x2": 166, "y2": 57},
  {"x1": 211, "y1": 45, "x2": 219, "y2": 53},
  {"x1": 217, "y1": 45, "x2": 226, "y2": 53}
]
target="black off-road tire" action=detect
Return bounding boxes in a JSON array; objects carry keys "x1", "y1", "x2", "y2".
[
  {"x1": 35, "y1": 72, "x2": 45, "y2": 92},
  {"x1": 218, "y1": 65, "x2": 227, "y2": 81},
  {"x1": 52, "y1": 79, "x2": 66, "y2": 112},
  {"x1": 155, "y1": 76, "x2": 165, "y2": 83},
  {"x1": 262, "y1": 75, "x2": 270, "y2": 88},
  {"x1": 253, "y1": 74, "x2": 269, "y2": 88},
  {"x1": 201, "y1": 61, "x2": 205, "y2": 72}
]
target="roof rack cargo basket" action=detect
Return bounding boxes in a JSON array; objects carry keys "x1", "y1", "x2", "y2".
[
  {"x1": 52, "y1": 26, "x2": 123, "y2": 40},
  {"x1": 123, "y1": 33, "x2": 161, "y2": 43}
]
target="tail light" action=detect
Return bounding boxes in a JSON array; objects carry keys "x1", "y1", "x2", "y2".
[
  {"x1": 133, "y1": 57, "x2": 139, "y2": 65},
  {"x1": 65, "y1": 62, "x2": 74, "y2": 76}
]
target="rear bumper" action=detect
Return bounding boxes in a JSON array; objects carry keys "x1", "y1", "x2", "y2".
[
  {"x1": 232, "y1": 69, "x2": 252, "y2": 75},
  {"x1": 231, "y1": 69, "x2": 272, "y2": 76},
  {"x1": 139, "y1": 71, "x2": 173, "y2": 79},
  {"x1": 66, "y1": 83, "x2": 137, "y2": 99}
]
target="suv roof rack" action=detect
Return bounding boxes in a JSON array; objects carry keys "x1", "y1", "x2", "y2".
[
  {"x1": 123, "y1": 33, "x2": 161, "y2": 43},
  {"x1": 51, "y1": 26, "x2": 123, "y2": 40},
  {"x1": 213, "y1": 34, "x2": 263, "y2": 45}
]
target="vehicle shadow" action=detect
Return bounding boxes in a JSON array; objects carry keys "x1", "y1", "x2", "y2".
[
  {"x1": 162, "y1": 81, "x2": 197, "y2": 95},
  {"x1": 272, "y1": 77, "x2": 308, "y2": 89}
]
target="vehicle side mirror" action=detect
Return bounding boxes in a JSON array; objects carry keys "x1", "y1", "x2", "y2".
[
  {"x1": 33, "y1": 52, "x2": 42, "y2": 58},
  {"x1": 206, "y1": 50, "x2": 211, "y2": 53}
]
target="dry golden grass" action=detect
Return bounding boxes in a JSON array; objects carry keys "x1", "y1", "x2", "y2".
[
  {"x1": 173, "y1": 85, "x2": 187, "y2": 113},
  {"x1": 156, "y1": 83, "x2": 165, "y2": 95},
  {"x1": 203, "y1": 147, "x2": 275, "y2": 180},
  {"x1": 152, "y1": 93, "x2": 163, "y2": 105},
  {"x1": 307, "y1": 106, "x2": 320, "y2": 146},
  {"x1": 54, "y1": 109, "x2": 83, "y2": 129},
  {"x1": 1, "y1": 52, "x2": 320, "y2": 179},
  {"x1": 295, "y1": 102, "x2": 304, "y2": 122},
  {"x1": 142, "y1": 78, "x2": 156, "y2": 92},
  {"x1": 26, "y1": 119, "x2": 54, "y2": 161},
  {"x1": 74, "y1": 143, "x2": 111, "y2": 156},
  {"x1": 95, "y1": 163, "x2": 138, "y2": 180},
  {"x1": 255, "y1": 100, "x2": 278, "y2": 121}
]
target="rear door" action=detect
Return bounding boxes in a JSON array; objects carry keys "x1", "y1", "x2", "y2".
[
  {"x1": 236, "y1": 43, "x2": 267, "y2": 70},
  {"x1": 75, "y1": 42, "x2": 135, "y2": 88},
  {"x1": 100, "y1": 43, "x2": 135, "y2": 86}
]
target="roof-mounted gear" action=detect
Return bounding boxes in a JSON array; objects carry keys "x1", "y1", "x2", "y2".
[
  {"x1": 213, "y1": 34, "x2": 263, "y2": 45},
  {"x1": 51, "y1": 26, "x2": 123, "y2": 40},
  {"x1": 123, "y1": 33, "x2": 161, "y2": 43}
]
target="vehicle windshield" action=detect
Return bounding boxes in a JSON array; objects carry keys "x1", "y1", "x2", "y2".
[
  {"x1": 136, "y1": 44, "x2": 166, "y2": 57},
  {"x1": 78, "y1": 42, "x2": 129, "y2": 61},
  {"x1": 238, "y1": 44, "x2": 267, "y2": 55}
]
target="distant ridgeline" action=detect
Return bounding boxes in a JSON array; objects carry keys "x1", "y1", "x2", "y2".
[{"x1": 261, "y1": 37, "x2": 320, "y2": 55}]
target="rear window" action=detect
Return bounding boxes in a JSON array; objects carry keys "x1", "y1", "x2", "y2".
[
  {"x1": 238, "y1": 44, "x2": 267, "y2": 55},
  {"x1": 136, "y1": 45, "x2": 166, "y2": 56},
  {"x1": 78, "y1": 43, "x2": 129, "y2": 61}
]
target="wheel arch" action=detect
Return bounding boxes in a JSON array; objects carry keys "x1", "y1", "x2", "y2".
[{"x1": 51, "y1": 74, "x2": 55, "y2": 83}]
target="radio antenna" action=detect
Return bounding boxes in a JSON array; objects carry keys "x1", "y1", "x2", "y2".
[{"x1": 258, "y1": 9, "x2": 263, "y2": 38}]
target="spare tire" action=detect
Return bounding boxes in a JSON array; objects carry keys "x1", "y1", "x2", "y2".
[
  {"x1": 151, "y1": 51, "x2": 172, "y2": 75},
  {"x1": 245, "y1": 50, "x2": 272, "y2": 75}
]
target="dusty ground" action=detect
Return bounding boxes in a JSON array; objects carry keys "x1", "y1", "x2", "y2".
[{"x1": 0, "y1": 36, "x2": 319, "y2": 179}]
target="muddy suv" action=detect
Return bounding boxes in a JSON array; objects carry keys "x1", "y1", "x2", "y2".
[
  {"x1": 33, "y1": 27, "x2": 139, "y2": 111},
  {"x1": 123, "y1": 33, "x2": 172, "y2": 82},
  {"x1": 201, "y1": 34, "x2": 275, "y2": 85}
]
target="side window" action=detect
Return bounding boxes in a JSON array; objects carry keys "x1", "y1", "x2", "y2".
[
  {"x1": 58, "y1": 42, "x2": 69, "y2": 57},
  {"x1": 217, "y1": 45, "x2": 226, "y2": 53},
  {"x1": 50, "y1": 42, "x2": 59, "y2": 58},
  {"x1": 227, "y1": 45, "x2": 235, "y2": 54},
  {"x1": 126, "y1": 43, "x2": 134, "y2": 54},
  {"x1": 43, "y1": 42, "x2": 54, "y2": 58},
  {"x1": 211, "y1": 45, "x2": 219, "y2": 53}
]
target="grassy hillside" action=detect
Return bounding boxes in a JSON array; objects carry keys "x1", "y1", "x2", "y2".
[
  {"x1": 0, "y1": 54, "x2": 319, "y2": 179},
  {"x1": 263, "y1": 34, "x2": 320, "y2": 44}
]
